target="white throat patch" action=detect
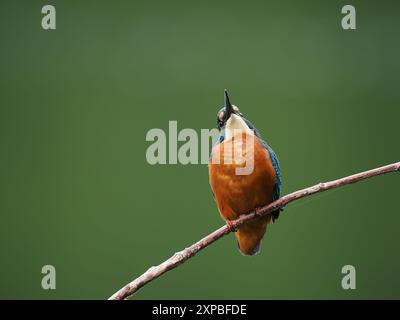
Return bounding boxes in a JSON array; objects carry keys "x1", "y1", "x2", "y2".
[{"x1": 224, "y1": 113, "x2": 253, "y2": 140}]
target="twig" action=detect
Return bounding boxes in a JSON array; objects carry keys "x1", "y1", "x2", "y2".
[{"x1": 109, "y1": 161, "x2": 400, "y2": 300}]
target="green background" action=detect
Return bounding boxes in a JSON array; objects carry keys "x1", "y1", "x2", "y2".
[{"x1": 1, "y1": 0, "x2": 399, "y2": 299}]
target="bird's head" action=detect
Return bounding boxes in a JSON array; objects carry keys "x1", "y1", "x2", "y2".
[{"x1": 216, "y1": 89, "x2": 253, "y2": 140}]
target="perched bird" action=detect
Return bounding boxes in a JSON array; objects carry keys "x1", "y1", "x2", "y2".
[{"x1": 209, "y1": 90, "x2": 281, "y2": 256}]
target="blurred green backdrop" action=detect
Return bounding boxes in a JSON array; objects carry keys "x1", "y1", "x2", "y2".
[{"x1": 1, "y1": 0, "x2": 399, "y2": 299}]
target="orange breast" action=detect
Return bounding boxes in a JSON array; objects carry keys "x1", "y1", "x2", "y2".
[{"x1": 209, "y1": 132, "x2": 276, "y2": 221}]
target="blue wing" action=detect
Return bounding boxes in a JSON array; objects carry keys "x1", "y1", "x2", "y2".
[{"x1": 264, "y1": 143, "x2": 281, "y2": 202}]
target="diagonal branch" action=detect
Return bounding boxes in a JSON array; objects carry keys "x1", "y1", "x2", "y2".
[{"x1": 109, "y1": 161, "x2": 400, "y2": 300}]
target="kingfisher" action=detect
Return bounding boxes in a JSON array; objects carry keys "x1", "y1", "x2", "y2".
[{"x1": 209, "y1": 90, "x2": 282, "y2": 256}]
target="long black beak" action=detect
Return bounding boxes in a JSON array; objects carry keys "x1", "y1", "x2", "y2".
[{"x1": 224, "y1": 89, "x2": 234, "y2": 121}]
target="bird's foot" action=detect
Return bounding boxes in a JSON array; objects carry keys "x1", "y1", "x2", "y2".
[
  {"x1": 226, "y1": 220, "x2": 237, "y2": 232},
  {"x1": 254, "y1": 206, "x2": 264, "y2": 217}
]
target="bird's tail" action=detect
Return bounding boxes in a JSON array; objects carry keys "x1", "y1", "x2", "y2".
[{"x1": 235, "y1": 216, "x2": 271, "y2": 256}]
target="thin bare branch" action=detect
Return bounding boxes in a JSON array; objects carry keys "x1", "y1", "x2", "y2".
[{"x1": 109, "y1": 162, "x2": 400, "y2": 300}]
